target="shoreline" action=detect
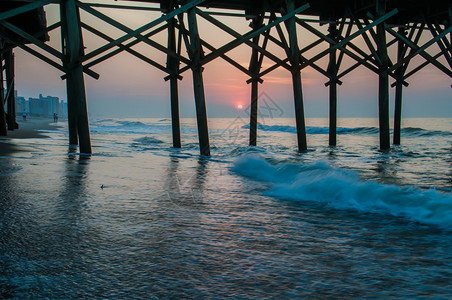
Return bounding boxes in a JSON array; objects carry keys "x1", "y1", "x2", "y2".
[{"x1": 0, "y1": 117, "x2": 63, "y2": 156}]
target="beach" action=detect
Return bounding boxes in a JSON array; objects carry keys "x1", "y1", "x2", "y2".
[{"x1": 0, "y1": 117, "x2": 60, "y2": 156}]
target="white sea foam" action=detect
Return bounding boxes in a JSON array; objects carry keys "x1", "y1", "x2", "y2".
[
  {"x1": 240, "y1": 123, "x2": 450, "y2": 136},
  {"x1": 241, "y1": 123, "x2": 381, "y2": 134},
  {"x1": 91, "y1": 119, "x2": 197, "y2": 135},
  {"x1": 232, "y1": 154, "x2": 452, "y2": 230}
]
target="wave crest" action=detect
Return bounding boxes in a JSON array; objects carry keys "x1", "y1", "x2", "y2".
[
  {"x1": 241, "y1": 123, "x2": 450, "y2": 137},
  {"x1": 133, "y1": 136, "x2": 164, "y2": 145},
  {"x1": 232, "y1": 154, "x2": 452, "y2": 230}
]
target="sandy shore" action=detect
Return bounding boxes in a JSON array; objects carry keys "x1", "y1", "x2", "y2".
[{"x1": 0, "y1": 117, "x2": 62, "y2": 156}]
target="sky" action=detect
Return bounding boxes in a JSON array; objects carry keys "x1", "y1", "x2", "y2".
[{"x1": 12, "y1": 2, "x2": 452, "y2": 119}]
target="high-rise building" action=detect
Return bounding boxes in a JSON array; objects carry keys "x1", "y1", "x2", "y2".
[{"x1": 14, "y1": 91, "x2": 67, "y2": 118}]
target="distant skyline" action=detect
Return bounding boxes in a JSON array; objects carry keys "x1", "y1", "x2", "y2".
[{"x1": 13, "y1": 3, "x2": 452, "y2": 119}]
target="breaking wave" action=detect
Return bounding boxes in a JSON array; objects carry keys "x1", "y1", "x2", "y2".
[
  {"x1": 232, "y1": 154, "x2": 452, "y2": 230},
  {"x1": 91, "y1": 119, "x2": 198, "y2": 135},
  {"x1": 133, "y1": 136, "x2": 164, "y2": 145},
  {"x1": 91, "y1": 119, "x2": 171, "y2": 134},
  {"x1": 401, "y1": 127, "x2": 452, "y2": 137},
  {"x1": 241, "y1": 123, "x2": 451, "y2": 137}
]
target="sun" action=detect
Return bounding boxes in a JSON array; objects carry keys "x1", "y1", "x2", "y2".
[{"x1": 236, "y1": 104, "x2": 244, "y2": 109}]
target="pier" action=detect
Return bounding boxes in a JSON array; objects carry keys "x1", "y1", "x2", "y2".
[{"x1": 1, "y1": 0, "x2": 451, "y2": 155}]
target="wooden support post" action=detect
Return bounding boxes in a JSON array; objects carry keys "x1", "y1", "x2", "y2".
[
  {"x1": 249, "y1": 79, "x2": 258, "y2": 146},
  {"x1": 65, "y1": 79, "x2": 79, "y2": 146},
  {"x1": 393, "y1": 27, "x2": 405, "y2": 145},
  {"x1": 4, "y1": 49, "x2": 17, "y2": 131},
  {"x1": 376, "y1": 0, "x2": 390, "y2": 150},
  {"x1": 61, "y1": 0, "x2": 91, "y2": 154},
  {"x1": 186, "y1": 1, "x2": 210, "y2": 156},
  {"x1": 286, "y1": 0, "x2": 307, "y2": 152},
  {"x1": 249, "y1": 17, "x2": 263, "y2": 147},
  {"x1": 60, "y1": 0, "x2": 78, "y2": 147},
  {"x1": 167, "y1": 13, "x2": 181, "y2": 148},
  {"x1": 450, "y1": 4, "x2": 452, "y2": 57},
  {"x1": 328, "y1": 22, "x2": 338, "y2": 146},
  {"x1": 0, "y1": 51, "x2": 7, "y2": 136},
  {"x1": 393, "y1": 79, "x2": 403, "y2": 145}
]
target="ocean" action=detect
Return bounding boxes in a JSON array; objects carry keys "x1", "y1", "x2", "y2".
[{"x1": 1, "y1": 117, "x2": 451, "y2": 298}]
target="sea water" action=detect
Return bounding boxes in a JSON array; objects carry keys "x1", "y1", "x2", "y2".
[{"x1": 0, "y1": 117, "x2": 451, "y2": 298}]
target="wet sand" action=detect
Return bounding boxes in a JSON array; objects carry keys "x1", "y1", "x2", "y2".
[{"x1": 0, "y1": 117, "x2": 61, "y2": 156}]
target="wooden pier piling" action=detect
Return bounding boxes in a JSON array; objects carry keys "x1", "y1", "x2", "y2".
[
  {"x1": 167, "y1": 11, "x2": 181, "y2": 148},
  {"x1": 249, "y1": 78, "x2": 259, "y2": 147},
  {"x1": 376, "y1": 0, "x2": 390, "y2": 150},
  {"x1": 393, "y1": 27, "x2": 406, "y2": 145},
  {"x1": 0, "y1": 49, "x2": 7, "y2": 136},
  {"x1": 4, "y1": 49, "x2": 16, "y2": 131},
  {"x1": 186, "y1": 0, "x2": 210, "y2": 156},
  {"x1": 248, "y1": 16, "x2": 263, "y2": 147},
  {"x1": 393, "y1": 77, "x2": 403, "y2": 145},
  {"x1": 286, "y1": 0, "x2": 307, "y2": 152},
  {"x1": 61, "y1": 0, "x2": 91, "y2": 154},
  {"x1": 450, "y1": 4, "x2": 452, "y2": 44},
  {"x1": 328, "y1": 23, "x2": 339, "y2": 147}
]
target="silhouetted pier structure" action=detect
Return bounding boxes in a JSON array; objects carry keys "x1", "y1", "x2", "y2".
[{"x1": 1, "y1": 0, "x2": 451, "y2": 155}]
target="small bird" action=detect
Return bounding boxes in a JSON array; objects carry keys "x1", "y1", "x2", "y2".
[{"x1": 100, "y1": 184, "x2": 104, "y2": 189}]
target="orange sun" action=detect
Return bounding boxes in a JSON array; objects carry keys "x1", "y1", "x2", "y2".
[{"x1": 236, "y1": 104, "x2": 244, "y2": 109}]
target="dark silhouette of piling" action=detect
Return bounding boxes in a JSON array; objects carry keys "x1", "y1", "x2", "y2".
[
  {"x1": 60, "y1": 0, "x2": 91, "y2": 154},
  {"x1": 5, "y1": 49, "x2": 17, "y2": 131},
  {"x1": 286, "y1": 0, "x2": 307, "y2": 152},
  {"x1": 167, "y1": 11, "x2": 181, "y2": 148},
  {"x1": 0, "y1": 50, "x2": 7, "y2": 136},
  {"x1": 328, "y1": 23, "x2": 339, "y2": 147},
  {"x1": 376, "y1": 0, "x2": 390, "y2": 150},
  {"x1": 248, "y1": 16, "x2": 263, "y2": 147},
  {"x1": 186, "y1": 0, "x2": 210, "y2": 156}
]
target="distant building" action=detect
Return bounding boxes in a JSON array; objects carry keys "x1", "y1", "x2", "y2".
[
  {"x1": 29, "y1": 96, "x2": 49, "y2": 116},
  {"x1": 15, "y1": 91, "x2": 67, "y2": 118},
  {"x1": 15, "y1": 95, "x2": 27, "y2": 113}
]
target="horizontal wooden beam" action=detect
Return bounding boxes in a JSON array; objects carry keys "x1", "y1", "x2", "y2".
[
  {"x1": 178, "y1": 8, "x2": 292, "y2": 74},
  {"x1": 0, "y1": 35, "x2": 66, "y2": 73},
  {"x1": 428, "y1": 22, "x2": 452, "y2": 69},
  {"x1": 296, "y1": 10, "x2": 398, "y2": 72},
  {"x1": 82, "y1": 3, "x2": 162, "y2": 12},
  {"x1": 301, "y1": 32, "x2": 380, "y2": 75},
  {"x1": 271, "y1": 22, "x2": 342, "y2": 82},
  {"x1": 334, "y1": 18, "x2": 352, "y2": 73},
  {"x1": 81, "y1": 22, "x2": 169, "y2": 74},
  {"x1": 78, "y1": 3, "x2": 191, "y2": 66},
  {"x1": 329, "y1": 37, "x2": 407, "y2": 85},
  {"x1": 0, "y1": 0, "x2": 56, "y2": 21},
  {"x1": 386, "y1": 25, "x2": 452, "y2": 77},
  {"x1": 352, "y1": 15, "x2": 382, "y2": 66},
  {"x1": 0, "y1": 20, "x2": 63, "y2": 60},
  {"x1": 175, "y1": 22, "x2": 253, "y2": 77},
  {"x1": 80, "y1": 0, "x2": 206, "y2": 62},
  {"x1": 84, "y1": 24, "x2": 168, "y2": 69},
  {"x1": 195, "y1": 4, "x2": 310, "y2": 69},
  {"x1": 259, "y1": 33, "x2": 324, "y2": 77},
  {"x1": 397, "y1": 52, "x2": 444, "y2": 84},
  {"x1": 82, "y1": 67, "x2": 100, "y2": 80},
  {"x1": 0, "y1": 30, "x2": 99, "y2": 80},
  {"x1": 195, "y1": 9, "x2": 290, "y2": 70}
]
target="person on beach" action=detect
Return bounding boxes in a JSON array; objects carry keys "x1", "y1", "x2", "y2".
[
  {"x1": 22, "y1": 110, "x2": 27, "y2": 121},
  {"x1": 53, "y1": 113, "x2": 58, "y2": 122}
]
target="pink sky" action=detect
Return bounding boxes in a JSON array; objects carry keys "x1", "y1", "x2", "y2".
[{"x1": 13, "y1": 3, "x2": 452, "y2": 118}]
